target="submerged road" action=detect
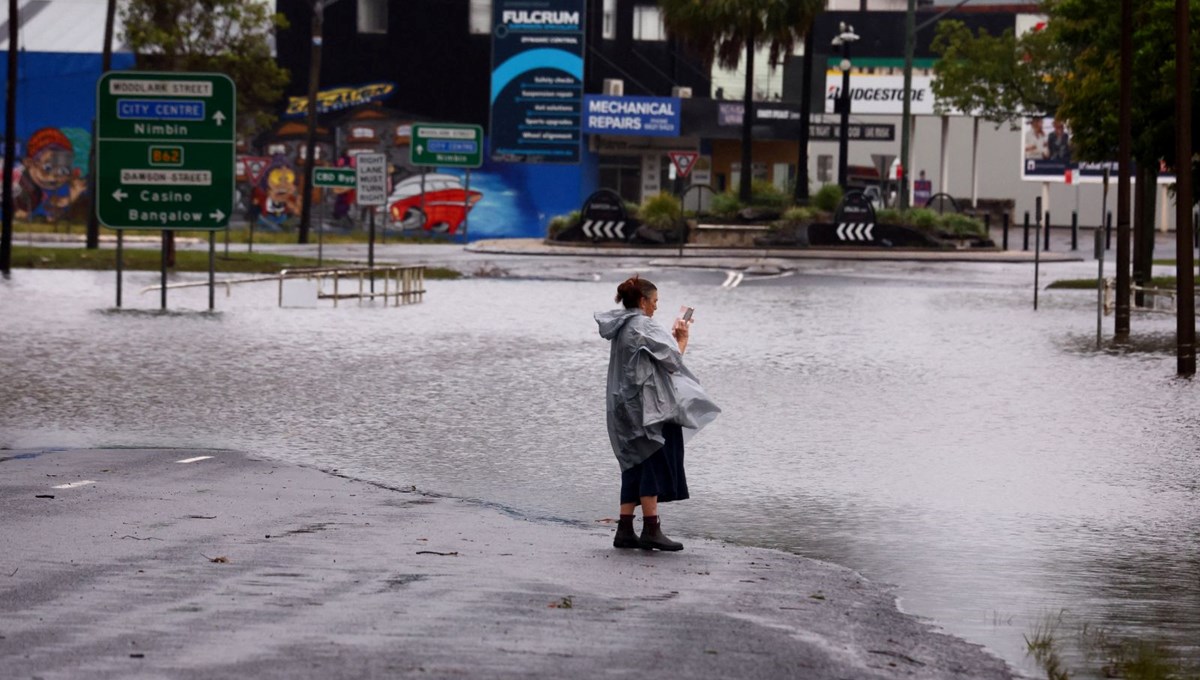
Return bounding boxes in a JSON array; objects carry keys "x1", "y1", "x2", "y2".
[{"x1": 0, "y1": 448, "x2": 1014, "y2": 679}]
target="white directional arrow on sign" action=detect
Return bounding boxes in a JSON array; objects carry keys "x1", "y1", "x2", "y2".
[
  {"x1": 112, "y1": 188, "x2": 128, "y2": 202},
  {"x1": 836, "y1": 223, "x2": 875, "y2": 241},
  {"x1": 582, "y1": 220, "x2": 627, "y2": 240},
  {"x1": 209, "y1": 209, "x2": 226, "y2": 222},
  {"x1": 213, "y1": 111, "x2": 226, "y2": 126}
]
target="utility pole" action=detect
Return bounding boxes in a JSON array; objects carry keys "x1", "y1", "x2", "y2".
[
  {"x1": 298, "y1": 0, "x2": 326, "y2": 245},
  {"x1": 793, "y1": 26, "x2": 814, "y2": 205},
  {"x1": 85, "y1": 0, "x2": 117, "y2": 250},
  {"x1": 899, "y1": 0, "x2": 916, "y2": 210},
  {"x1": 738, "y1": 28, "x2": 755, "y2": 203},
  {"x1": 1115, "y1": 0, "x2": 1132, "y2": 340},
  {"x1": 2, "y1": 0, "x2": 18, "y2": 275},
  {"x1": 1175, "y1": 0, "x2": 1195, "y2": 375}
]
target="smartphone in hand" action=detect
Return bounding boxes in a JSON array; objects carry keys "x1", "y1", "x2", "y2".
[{"x1": 674, "y1": 305, "x2": 695, "y2": 332}]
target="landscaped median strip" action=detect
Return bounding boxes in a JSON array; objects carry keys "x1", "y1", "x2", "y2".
[{"x1": 175, "y1": 456, "x2": 214, "y2": 464}]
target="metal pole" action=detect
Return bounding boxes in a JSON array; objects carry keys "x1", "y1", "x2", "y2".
[
  {"x1": 1023, "y1": 211, "x2": 1030, "y2": 251},
  {"x1": 1097, "y1": 227, "x2": 1105, "y2": 349},
  {"x1": 1, "y1": 0, "x2": 19, "y2": 276},
  {"x1": 116, "y1": 230, "x2": 123, "y2": 308},
  {"x1": 1044, "y1": 211, "x2": 1051, "y2": 251},
  {"x1": 318, "y1": 195, "x2": 325, "y2": 267},
  {"x1": 369, "y1": 207, "x2": 376, "y2": 294},
  {"x1": 1071, "y1": 211, "x2": 1078, "y2": 251},
  {"x1": 837, "y1": 40, "x2": 851, "y2": 189},
  {"x1": 794, "y1": 26, "x2": 815, "y2": 205},
  {"x1": 463, "y1": 169, "x2": 471, "y2": 244},
  {"x1": 1175, "y1": 0, "x2": 1195, "y2": 375},
  {"x1": 160, "y1": 231, "x2": 168, "y2": 311},
  {"x1": 1002, "y1": 213, "x2": 1010, "y2": 251},
  {"x1": 899, "y1": 0, "x2": 916, "y2": 210},
  {"x1": 420, "y1": 170, "x2": 426, "y2": 230},
  {"x1": 1034, "y1": 196, "x2": 1042, "y2": 310},
  {"x1": 970, "y1": 117, "x2": 979, "y2": 208},
  {"x1": 1102, "y1": 167, "x2": 1111, "y2": 250},
  {"x1": 1106, "y1": 210, "x2": 1113, "y2": 250},
  {"x1": 208, "y1": 231, "x2": 215, "y2": 311},
  {"x1": 1116, "y1": 0, "x2": 1133, "y2": 340}
]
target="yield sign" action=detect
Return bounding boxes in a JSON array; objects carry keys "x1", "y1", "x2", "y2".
[{"x1": 669, "y1": 151, "x2": 699, "y2": 178}]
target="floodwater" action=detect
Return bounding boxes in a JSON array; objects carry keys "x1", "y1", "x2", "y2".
[{"x1": 1, "y1": 262, "x2": 1197, "y2": 678}]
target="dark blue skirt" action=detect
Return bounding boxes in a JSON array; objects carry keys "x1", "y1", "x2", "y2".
[{"x1": 620, "y1": 423, "x2": 688, "y2": 504}]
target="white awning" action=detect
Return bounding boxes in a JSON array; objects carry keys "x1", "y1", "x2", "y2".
[{"x1": 0, "y1": 0, "x2": 131, "y2": 53}]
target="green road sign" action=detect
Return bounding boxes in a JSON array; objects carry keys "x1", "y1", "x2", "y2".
[
  {"x1": 96, "y1": 71, "x2": 236, "y2": 230},
  {"x1": 313, "y1": 167, "x2": 357, "y2": 189},
  {"x1": 411, "y1": 124, "x2": 484, "y2": 168}
]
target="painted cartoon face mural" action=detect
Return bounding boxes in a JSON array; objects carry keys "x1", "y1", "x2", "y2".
[
  {"x1": 15, "y1": 127, "x2": 88, "y2": 222},
  {"x1": 253, "y1": 155, "x2": 301, "y2": 230}
]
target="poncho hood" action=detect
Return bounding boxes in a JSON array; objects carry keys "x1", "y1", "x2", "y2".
[
  {"x1": 595, "y1": 307, "x2": 720, "y2": 471},
  {"x1": 595, "y1": 307, "x2": 642, "y2": 340}
]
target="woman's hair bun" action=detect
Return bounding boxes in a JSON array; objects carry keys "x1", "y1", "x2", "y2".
[{"x1": 615, "y1": 275, "x2": 656, "y2": 308}]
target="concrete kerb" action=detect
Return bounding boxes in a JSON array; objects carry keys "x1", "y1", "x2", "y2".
[{"x1": 468, "y1": 238, "x2": 1084, "y2": 265}]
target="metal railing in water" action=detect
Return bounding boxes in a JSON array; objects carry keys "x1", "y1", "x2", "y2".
[
  {"x1": 278, "y1": 266, "x2": 426, "y2": 307},
  {"x1": 139, "y1": 265, "x2": 426, "y2": 308}
]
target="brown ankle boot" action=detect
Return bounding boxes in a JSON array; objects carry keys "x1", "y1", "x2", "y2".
[
  {"x1": 638, "y1": 517, "x2": 683, "y2": 551},
  {"x1": 613, "y1": 516, "x2": 639, "y2": 549}
]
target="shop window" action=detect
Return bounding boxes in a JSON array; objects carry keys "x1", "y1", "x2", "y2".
[
  {"x1": 357, "y1": 0, "x2": 387, "y2": 34},
  {"x1": 603, "y1": 0, "x2": 616, "y2": 39},
  {"x1": 469, "y1": 0, "x2": 491, "y2": 35},
  {"x1": 633, "y1": 6, "x2": 665, "y2": 42}
]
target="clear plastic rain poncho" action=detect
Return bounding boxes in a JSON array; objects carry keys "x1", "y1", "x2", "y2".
[{"x1": 595, "y1": 307, "x2": 721, "y2": 471}]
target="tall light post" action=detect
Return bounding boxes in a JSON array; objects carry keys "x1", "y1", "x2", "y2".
[{"x1": 833, "y1": 22, "x2": 859, "y2": 189}]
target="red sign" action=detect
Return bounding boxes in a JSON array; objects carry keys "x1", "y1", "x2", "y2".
[{"x1": 669, "y1": 151, "x2": 699, "y2": 179}]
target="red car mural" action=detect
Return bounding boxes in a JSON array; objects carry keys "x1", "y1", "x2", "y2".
[{"x1": 388, "y1": 173, "x2": 482, "y2": 235}]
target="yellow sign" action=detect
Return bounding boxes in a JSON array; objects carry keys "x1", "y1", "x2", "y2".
[{"x1": 285, "y1": 82, "x2": 396, "y2": 117}]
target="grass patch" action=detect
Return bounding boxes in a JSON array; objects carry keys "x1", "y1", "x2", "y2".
[
  {"x1": 13, "y1": 221, "x2": 456, "y2": 246},
  {"x1": 1048, "y1": 274, "x2": 1197, "y2": 290},
  {"x1": 9, "y1": 246, "x2": 461, "y2": 279},
  {"x1": 1024, "y1": 612, "x2": 1199, "y2": 680}
]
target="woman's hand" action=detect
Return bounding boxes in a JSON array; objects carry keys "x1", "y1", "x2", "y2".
[{"x1": 673, "y1": 321, "x2": 690, "y2": 353}]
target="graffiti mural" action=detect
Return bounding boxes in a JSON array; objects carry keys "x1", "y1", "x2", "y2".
[
  {"x1": 14, "y1": 127, "x2": 89, "y2": 222},
  {"x1": 253, "y1": 155, "x2": 302, "y2": 230}
]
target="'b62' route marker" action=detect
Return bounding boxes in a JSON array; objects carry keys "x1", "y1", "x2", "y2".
[{"x1": 96, "y1": 71, "x2": 236, "y2": 230}]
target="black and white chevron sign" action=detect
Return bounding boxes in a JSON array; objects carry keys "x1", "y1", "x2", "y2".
[
  {"x1": 836, "y1": 222, "x2": 875, "y2": 241},
  {"x1": 582, "y1": 220, "x2": 627, "y2": 240}
]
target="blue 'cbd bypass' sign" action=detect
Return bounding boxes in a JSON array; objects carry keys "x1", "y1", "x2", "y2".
[{"x1": 489, "y1": 0, "x2": 585, "y2": 164}]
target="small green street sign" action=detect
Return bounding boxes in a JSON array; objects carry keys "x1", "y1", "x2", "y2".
[
  {"x1": 313, "y1": 167, "x2": 357, "y2": 189},
  {"x1": 411, "y1": 124, "x2": 484, "y2": 168},
  {"x1": 96, "y1": 71, "x2": 236, "y2": 230}
]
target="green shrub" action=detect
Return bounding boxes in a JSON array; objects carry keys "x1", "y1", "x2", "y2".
[
  {"x1": 547, "y1": 210, "x2": 580, "y2": 237},
  {"x1": 780, "y1": 206, "x2": 820, "y2": 223},
  {"x1": 639, "y1": 192, "x2": 682, "y2": 230},
  {"x1": 875, "y1": 208, "x2": 903, "y2": 224},
  {"x1": 624, "y1": 201, "x2": 641, "y2": 218},
  {"x1": 711, "y1": 192, "x2": 742, "y2": 218},
  {"x1": 750, "y1": 179, "x2": 790, "y2": 210},
  {"x1": 812, "y1": 184, "x2": 843, "y2": 213},
  {"x1": 939, "y1": 213, "x2": 986, "y2": 236},
  {"x1": 906, "y1": 208, "x2": 940, "y2": 231}
]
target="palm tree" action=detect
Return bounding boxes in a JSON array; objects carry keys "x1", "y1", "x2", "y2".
[{"x1": 659, "y1": 0, "x2": 824, "y2": 203}]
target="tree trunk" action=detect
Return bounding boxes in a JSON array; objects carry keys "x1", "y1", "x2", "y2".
[
  {"x1": 793, "y1": 26, "x2": 814, "y2": 205},
  {"x1": 739, "y1": 35, "x2": 755, "y2": 203},
  {"x1": 85, "y1": 0, "x2": 117, "y2": 250},
  {"x1": 2, "y1": 0, "x2": 18, "y2": 275}
]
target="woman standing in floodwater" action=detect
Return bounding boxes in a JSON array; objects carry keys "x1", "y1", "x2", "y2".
[{"x1": 595, "y1": 276, "x2": 720, "y2": 551}]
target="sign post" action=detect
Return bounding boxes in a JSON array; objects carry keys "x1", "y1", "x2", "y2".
[
  {"x1": 356, "y1": 153, "x2": 388, "y2": 290},
  {"x1": 313, "y1": 167, "x2": 357, "y2": 267},
  {"x1": 411, "y1": 124, "x2": 484, "y2": 243},
  {"x1": 96, "y1": 71, "x2": 236, "y2": 309}
]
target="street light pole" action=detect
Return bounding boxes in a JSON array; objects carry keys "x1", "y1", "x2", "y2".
[
  {"x1": 833, "y1": 23, "x2": 858, "y2": 190},
  {"x1": 1175, "y1": 0, "x2": 1195, "y2": 375},
  {"x1": 298, "y1": 0, "x2": 326, "y2": 245},
  {"x1": 899, "y1": 0, "x2": 916, "y2": 210}
]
